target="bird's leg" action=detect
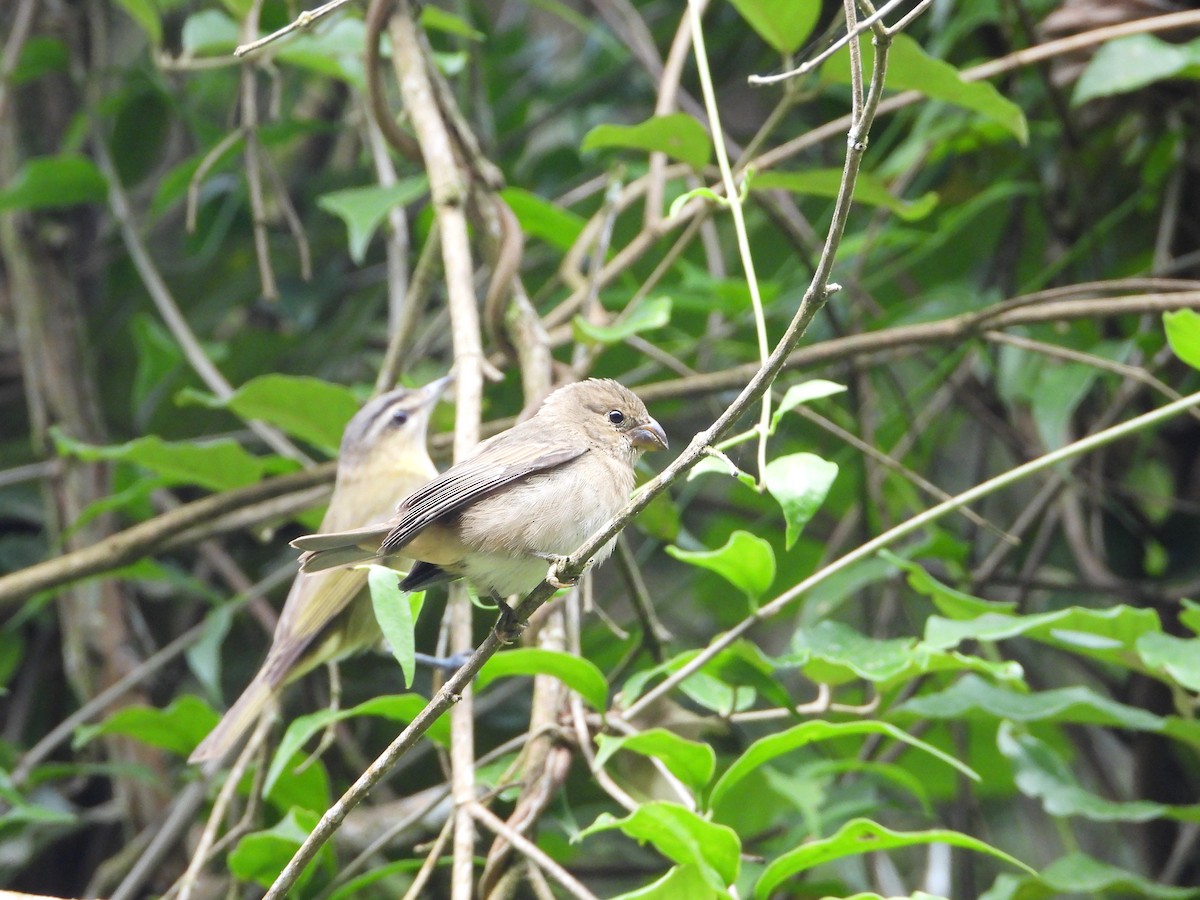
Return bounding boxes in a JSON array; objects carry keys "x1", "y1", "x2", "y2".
[
  {"x1": 491, "y1": 592, "x2": 527, "y2": 644},
  {"x1": 413, "y1": 651, "x2": 473, "y2": 672},
  {"x1": 532, "y1": 551, "x2": 577, "y2": 590}
]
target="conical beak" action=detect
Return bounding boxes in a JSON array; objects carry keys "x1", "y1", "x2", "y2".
[
  {"x1": 417, "y1": 372, "x2": 455, "y2": 406},
  {"x1": 630, "y1": 417, "x2": 668, "y2": 451}
]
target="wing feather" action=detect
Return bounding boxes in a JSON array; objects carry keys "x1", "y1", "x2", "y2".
[{"x1": 379, "y1": 439, "x2": 586, "y2": 554}]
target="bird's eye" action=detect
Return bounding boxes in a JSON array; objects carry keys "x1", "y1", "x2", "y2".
[
  {"x1": 607, "y1": 410, "x2": 625, "y2": 424},
  {"x1": 390, "y1": 409, "x2": 409, "y2": 426}
]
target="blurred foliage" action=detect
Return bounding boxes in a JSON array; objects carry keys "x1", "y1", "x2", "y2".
[{"x1": 3, "y1": 0, "x2": 1200, "y2": 897}]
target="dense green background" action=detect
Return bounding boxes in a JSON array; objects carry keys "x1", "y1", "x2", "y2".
[{"x1": 3, "y1": 0, "x2": 1200, "y2": 897}]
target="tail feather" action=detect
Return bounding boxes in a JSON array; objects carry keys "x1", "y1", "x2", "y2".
[
  {"x1": 189, "y1": 674, "x2": 277, "y2": 765},
  {"x1": 298, "y1": 545, "x2": 379, "y2": 573}
]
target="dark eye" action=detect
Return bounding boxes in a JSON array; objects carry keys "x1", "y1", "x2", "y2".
[
  {"x1": 390, "y1": 409, "x2": 409, "y2": 426},
  {"x1": 607, "y1": 410, "x2": 625, "y2": 424}
]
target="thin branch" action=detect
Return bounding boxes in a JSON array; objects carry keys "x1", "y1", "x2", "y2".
[
  {"x1": 0, "y1": 463, "x2": 332, "y2": 607},
  {"x1": 748, "y1": 0, "x2": 909, "y2": 85},
  {"x1": 470, "y1": 803, "x2": 600, "y2": 900},
  {"x1": 688, "y1": 0, "x2": 772, "y2": 481},
  {"x1": 233, "y1": 0, "x2": 356, "y2": 57},
  {"x1": 389, "y1": 6, "x2": 485, "y2": 898}
]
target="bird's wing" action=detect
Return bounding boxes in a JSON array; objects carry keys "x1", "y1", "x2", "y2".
[{"x1": 379, "y1": 441, "x2": 587, "y2": 554}]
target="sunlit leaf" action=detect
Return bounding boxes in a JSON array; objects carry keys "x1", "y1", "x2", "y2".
[
  {"x1": 51, "y1": 429, "x2": 289, "y2": 492},
  {"x1": 573, "y1": 296, "x2": 672, "y2": 344},
  {"x1": 75, "y1": 696, "x2": 219, "y2": 757},
  {"x1": 667, "y1": 530, "x2": 775, "y2": 602},
  {"x1": 895, "y1": 675, "x2": 1166, "y2": 731},
  {"x1": 769, "y1": 379, "x2": 847, "y2": 432},
  {"x1": 1164, "y1": 309, "x2": 1200, "y2": 371},
  {"x1": 997, "y1": 722, "x2": 1200, "y2": 823},
  {"x1": 710, "y1": 720, "x2": 977, "y2": 812},
  {"x1": 477, "y1": 648, "x2": 608, "y2": 710},
  {"x1": 179, "y1": 374, "x2": 362, "y2": 455},
  {"x1": 727, "y1": 0, "x2": 820, "y2": 54},
  {"x1": 763, "y1": 453, "x2": 838, "y2": 549},
  {"x1": 228, "y1": 808, "x2": 331, "y2": 889},
  {"x1": 580, "y1": 801, "x2": 740, "y2": 892},
  {"x1": 583, "y1": 114, "x2": 711, "y2": 170},
  {"x1": 756, "y1": 818, "x2": 1033, "y2": 898},
  {"x1": 983, "y1": 853, "x2": 1200, "y2": 900},
  {"x1": 502, "y1": 187, "x2": 587, "y2": 252},
  {"x1": 367, "y1": 565, "x2": 424, "y2": 688},
  {"x1": 595, "y1": 729, "x2": 717, "y2": 799},
  {"x1": 823, "y1": 34, "x2": 1028, "y2": 143},
  {"x1": 1074, "y1": 34, "x2": 1200, "y2": 106},
  {"x1": 318, "y1": 179, "x2": 429, "y2": 264}
]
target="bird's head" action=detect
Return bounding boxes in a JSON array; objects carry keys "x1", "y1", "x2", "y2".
[
  {"x1": 338, "y1": 374, "x2": 453, "y2": 473},
  {"x1": 542, "y1": 378, "x2": 668, "y2": 458}
]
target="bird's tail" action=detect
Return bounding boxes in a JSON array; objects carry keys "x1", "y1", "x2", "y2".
[
  {"x1": 188, "y1": 673, "x2": 276, "y2": 765},
  {"x1": 291, "y1": 525, "x2": 390, "y2": 573}
]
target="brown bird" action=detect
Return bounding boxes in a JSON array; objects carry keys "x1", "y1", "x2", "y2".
[
  {"x1": 291, "y1": 379, "x2": 667, "y2": 621},
  {"x1": 189, "y1": 377, "x2": 449, "y2": 764}
]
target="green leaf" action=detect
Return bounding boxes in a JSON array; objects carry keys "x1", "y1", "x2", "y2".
[
  {"x1": 476, "y1": 648, "x2": 608, "y2": 710},
  {"x1": 1164, "y1": 309, "x2": 1200, "y2": 371},
  {"x1": 710, "y1": 720, "x2": 977, "y2": 812},
  {"x1": 10, "y1": 37, "x2": 69, "y2": 86},
  {"x1": 500, "y1": 188, "x2": 587, "y2": 252},
  {"x1": 580, "y1": 801, "x2": 740, "y2": 891},
  {"x1": 823, "y1": 34, "x2": 1028, "y2": 144},
  {"x1": 997, "y1": 722, "x2": 1200, "y2": 823},
  {"x1": 756, "y1": 818, "x2": 1033, "y2": 899},
  {"x1": 666, "y1": 530, "x2": 775, "y2": 602},
  {"x1": 228, "y1": 808, "x2": 330, "y2": 889},
  {"x1": 752, "y1": 169, "x2": 938, "y2": 221},
  {"x1": 180, "y1": 374, "x2": 362, "y2": 455},
  {"x1": 923, "y1": 604, "x2": 1163, "y2": 674},
  {"x1": 582, "y1": 114, "x2": 712, "y2": 170},
  {"x1": 367, "y1": 566, "x2": 425, "y2": 689},
  {"x1": 884, "y1": 551, "x2": 1016, "y2": 618},
  {"x1": 0, "y1": 154, "x2": 107, "y2": 212},
  {"x1": 114, "y1": 0, "x2": 162, "y2": 44},
  {"x1": 1137, "y1": 631, "x2": 1200, "y2": 691},
  {"x1": 982, "y1": 853, "x2": 1200, "y2": 900},
  {"x1": 769, "y1": 379, "x2": 847, "y2": 432},
  {"x1": 420, "y1": 5, "x2": 484, "y2": 40},
  {"x1": 75, "y1": 695, "x2": 218, "y2": 757},
  {"x1": 763, "y1": 453, "x2": 838, "y2": 549},
  {"x1": 573, "y1": 296, "x2": 672, "y2": 344},
  {"x1": 727, "y1": 0, "x2": 820, "y2": 54},
  {"x1": 1074, "y1": 35, "x2": 1200, "y2": 106},
  {"x1": 594, "y1": 729, "x2": 717, "y2": 799},
  {"x1": 264, "y1": 695, "x2": 449, "y2": 796},
  {"x1": 611, "y1": 864, "x2": 718, "y2": 900},
  {"x1": 781, "y1": 620, "x2": 1023, "y2": 687},
  {"x1": 686, "y1": 454, "x2": 758, "y2": 490},
  {"x1": 318, "y1": 179, "x2": 429, "y2": 264},
  {"x1": 180, "y1": 9, "x2": 240, "y2": 55},
  {"x1": 276, "y1": 19, "x2": 369, "y2": 86},
  {"x1": 52, "y1": 429, "x2": 286, "y2": 492},
  {"x1": 895, "y1": 674, "x2": 1166, "y2": 732}
]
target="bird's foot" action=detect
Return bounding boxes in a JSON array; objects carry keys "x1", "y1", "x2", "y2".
[
  {"x1": 493, "y1": 596, "x2": 527, "y2": 644},
  {"x1": 413, "y1": 651, "x2": 472, "y2": 672},
  {"x1": 534, "y1": 552, "x2": 577, "y2": 590}
]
